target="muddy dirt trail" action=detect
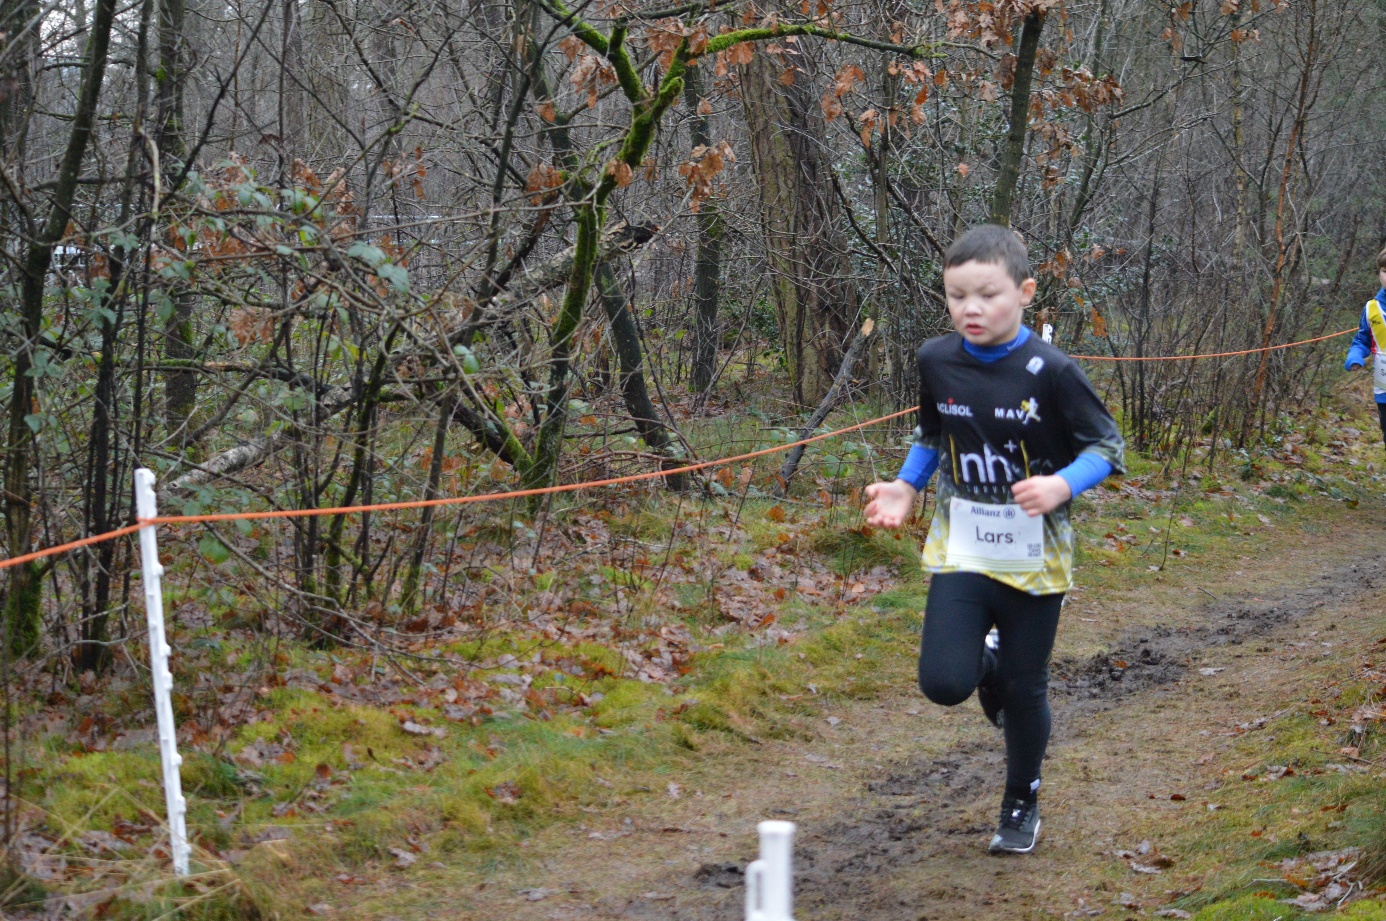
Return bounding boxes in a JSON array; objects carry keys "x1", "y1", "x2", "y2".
[{"x1": 454, "y1": 516, "x2": 1386, "y2": 921}]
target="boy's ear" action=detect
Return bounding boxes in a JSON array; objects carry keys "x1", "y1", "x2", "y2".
[{"x1": 1020, "y1": 277, "x2": 1038, "y2": 302}]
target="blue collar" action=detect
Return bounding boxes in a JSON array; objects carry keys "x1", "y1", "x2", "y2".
[{"x1": 962, "y1": 326, "x2": 1030, "y2": 363}]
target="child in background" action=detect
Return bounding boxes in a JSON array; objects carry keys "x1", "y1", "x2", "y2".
[
  {"x1": 1341, "y1": 246, "x2": 1386, "y2": 446},
  {"x1": 863, "y1": 225, "x2": 1124, "y2": 854}
]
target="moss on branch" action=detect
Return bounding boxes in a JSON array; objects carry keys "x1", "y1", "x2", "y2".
[
  {"x1": 607, "y1": 26, "x2": 647, "y2": 103},
  {"x1": 544, "y1": 0, "x2": 610, "y2": 54},
  {"x1": 701, "y1": 23, "x2": 935, "y2": 60}
]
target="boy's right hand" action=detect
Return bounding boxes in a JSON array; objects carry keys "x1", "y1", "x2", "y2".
[
  {"x1": 864, "y1": 480, "x2": 919, "y2": 529},
  {"x1": 1346, "y1": 355, "x2": 1365, "y2": 371}
]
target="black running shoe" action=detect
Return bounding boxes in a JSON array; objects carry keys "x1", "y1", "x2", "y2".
[
  {"x1": 989, "y1": 796, "x2": 1041, "y2": 855},
  {"x1": 976, "y1": 628, "x2": 1004, "y2": 729}
]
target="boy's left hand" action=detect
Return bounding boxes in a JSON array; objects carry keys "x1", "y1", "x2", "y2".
[{"x1": 1011, "y1": 475, "x2": 1072, "y2": 517}]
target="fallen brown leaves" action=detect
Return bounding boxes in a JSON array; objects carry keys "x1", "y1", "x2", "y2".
[{"x1": 1276, "y1": 848, "x2": 1363, "y2": 912}]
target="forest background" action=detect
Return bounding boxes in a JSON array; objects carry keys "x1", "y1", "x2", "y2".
[{"x1": 0, "y1": 0, "x2": 1383, "y2": 914}]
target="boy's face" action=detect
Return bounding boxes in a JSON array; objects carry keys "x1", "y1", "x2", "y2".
[
  {"x1": 1379, "y1": 267, "x2": 1385, "y2": 291},
  {"x1": 942, "y1": 259, "x2": 1037, "y2": 347}
]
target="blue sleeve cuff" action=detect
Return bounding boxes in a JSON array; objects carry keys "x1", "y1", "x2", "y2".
[
  {"x1": 896, "y1": 444, "x2": 940, "y2": 492},
  {"x1": 1056, "y1": 452, "x2": 1113, "y2": 499},
  {"x1": 1346, "y1": 345, "x2": 1369, "y2": 369}
]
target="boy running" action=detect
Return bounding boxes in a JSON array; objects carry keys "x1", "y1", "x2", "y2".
[
  {"x1": 1341, "y1": 246, "x2": 1386, "y2": 446},
  {"x1": 864, "y1": 225, "x2": 1125, "y2": 855}
]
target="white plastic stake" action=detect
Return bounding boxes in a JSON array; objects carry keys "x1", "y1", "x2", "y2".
[
  {"x1": 1042, "y1": 323, "x2": 1054, "y2": 343},
  {"x1": 745, "y1": 857, "x2": 765, "y2": 921},
  {"x1": 745, "y1": 821, "x2": 795, "y2": 921},
  {"x1": 134, "y1": 469, "x2": 190, "y2": 876}
]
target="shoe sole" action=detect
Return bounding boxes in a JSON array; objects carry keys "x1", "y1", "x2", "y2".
[{"x1": 988, "y1": 818, "x2": 1040, "y2": 855}]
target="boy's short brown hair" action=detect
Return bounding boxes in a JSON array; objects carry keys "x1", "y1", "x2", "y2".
[
  {"x1": 944, "y1": 224, "x2": 1032, "y2": 285},
  {"x1": 1377, "y1": 245, "x2": 1386, "y2": 271}
]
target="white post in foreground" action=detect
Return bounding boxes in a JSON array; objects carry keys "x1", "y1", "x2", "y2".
[
  {"x1": 134, "y1": 469, "x2": 190, "y2": 876},
  {"x1": 744, "y1": 820, "x2": 795, "y2": 921}
]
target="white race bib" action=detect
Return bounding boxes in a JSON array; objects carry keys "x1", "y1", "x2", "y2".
[
  {"x1": 1373, "y1": 351, "x2": 1386, "y2": 394},
  {"x1": 945, "y1": 498, "x2": 1045, "y2": 573}
]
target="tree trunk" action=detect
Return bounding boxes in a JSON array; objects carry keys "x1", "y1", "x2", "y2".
[
  {"x1": 399, "y1": 390, "x2": 451, "y2": 616},
  {"x1": 1230, "y1": 4, "x2": 1250, "y2": 263},
  {"x1": 304, "y1": 0, "x2": 349, "y2": 159},
  {"x1": 3, "y1": 0, "x2": 119, "y2": 656},
  {"x1": 991, "y1": 10, "x2": 1044, "y2": 228},
  {"x1": 525, "y1": 196, "x2": 597, "y2": 492},
  {"x1": 275, "y1": 0, "x2": 304, "y2": 180},
  {"x1": 740, "y1": 52, "x2": 858, "y2": 405},
  {"x1": 157, "y1": 0, "x2": 196, "y2": 442},
  {"x1": 323, "y1": 345, "x2": 393, "y2": 619},
  {"x1": 868, "y1": 49, "x2": 895, "y2": 388},
  {"x1": 79, "y1": 298, "x2": 123, "y2": 673},
  {"x1": 684, "y1": 67, "x2": 722, "y2": 394},
  {"x1": 597, "y1": 267, "x2": 686, "y2": 490},
  {"x1": 0, "y1": 0, "x2": 38, "y2": 166}
]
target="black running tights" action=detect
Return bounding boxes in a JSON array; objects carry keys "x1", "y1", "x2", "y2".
[{"x1": 917, "y1": 572, "x2": 1064, "y2": 801}]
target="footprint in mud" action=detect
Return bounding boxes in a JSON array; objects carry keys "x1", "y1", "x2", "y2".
[{"x1": 692, "y1": 862, "x2": 743, "y2": 890}]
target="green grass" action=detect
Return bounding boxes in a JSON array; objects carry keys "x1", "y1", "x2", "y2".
[
  {"x1": 1190, "y1": 895, "x2": 1309, "y2": 921},
  {"x1": 1139, "y1": 634, "x2": 1386, "y2": 917}
]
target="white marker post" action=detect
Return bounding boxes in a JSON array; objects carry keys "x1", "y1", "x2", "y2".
[
  {"x1": 1042, "y1": 323, "x2": 1054, "y2": 344},
  {"x1": 134, "y1": 469, "x2": 190, "y2": 875},
  {"x1": 745, "y1": 821, "x2": 795, "y2": 921}
]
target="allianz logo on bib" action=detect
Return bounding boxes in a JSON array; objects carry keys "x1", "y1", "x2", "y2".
[
  {"x1": 964, "y1": 502, "x2": 1016, "y2": 519},
  {"x1": 937, "y1": 398, "x2": 973, "y2": 417}
]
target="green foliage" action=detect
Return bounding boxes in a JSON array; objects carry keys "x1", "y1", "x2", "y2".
[
  {"x1": 1190, "y1": 895, "x2": 1305, "y2": 921},
  {"x1": 198, "y1": 534, "x2": 231, "y2": 565}
]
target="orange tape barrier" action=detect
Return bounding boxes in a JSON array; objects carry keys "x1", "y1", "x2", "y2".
[
  {"x1": 0, "y1": 523, "x2": 148, "y2": 573},
  {"x1": 148, "y1": 406, "x2": 918, "y2": 527},
  {"x1": 1072, "y1": 327, "x2": 1356, "y2": 361},
  {"x1": 0, "y1": 324, "x2": 1359, "y2": 573},
  {"x1": 0, "y1": 407, "x2": 919, "y2": 572}
]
